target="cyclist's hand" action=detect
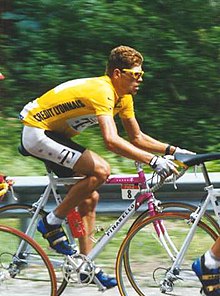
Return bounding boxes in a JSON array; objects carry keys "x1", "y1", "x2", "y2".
[
  {"x1": 149, "y1": 155, "x2": 178, "y2": 178},
  {"x1": 174, "y1": 147, "x2": 196, "y2": 155}
]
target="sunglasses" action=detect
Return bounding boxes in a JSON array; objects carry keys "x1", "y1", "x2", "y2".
[{"x1": 121, "y1": 68, "x2": 144, "y2": 80}]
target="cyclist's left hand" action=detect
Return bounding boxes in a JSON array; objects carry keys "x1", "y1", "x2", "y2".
[{"x1": 174, "y1": 147, "x2": 196, "y2": 155}]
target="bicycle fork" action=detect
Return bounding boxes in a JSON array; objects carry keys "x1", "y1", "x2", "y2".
[{"x1": 159, "y1": 187, "x2": 214, "y2": 293}]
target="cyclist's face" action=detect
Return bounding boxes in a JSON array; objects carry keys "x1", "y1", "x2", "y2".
[{"x1": 118, "y1": 65, "x2": 144, "y2": 96}]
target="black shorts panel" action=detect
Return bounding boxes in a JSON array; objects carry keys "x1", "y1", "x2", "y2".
[
  {"x1": 20, "y1": 130, "x2": 86, "y2": 177},
  {"x1": 44, "y1": 131, "x2": 86, "y2": 177}
]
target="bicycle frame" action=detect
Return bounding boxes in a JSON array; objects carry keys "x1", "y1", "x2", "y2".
[
  {"x1": 23, "y1": 161, "x2": 179, "y2": 266},
  {"x1": 21, "y1": 162, "x2": 152, "y2": 252}
]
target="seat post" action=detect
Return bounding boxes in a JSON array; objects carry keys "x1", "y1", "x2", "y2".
[
  {"x1": 201, "y1": 163, "x2": 212, "y2": 186},
  {"x1": 45, "y1": 163, "x2": 53, "y2": 174}
]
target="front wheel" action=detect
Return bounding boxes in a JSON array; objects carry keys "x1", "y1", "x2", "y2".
[
  {"x1": 116, "y1": 212, "x2": 217, "y2": 296},
  {"x1": 130, "y1": 202, "x2": 220, "y2": 236},
  {"x1": 0, "y1": 224, "x2": 57, "y2": 296}
]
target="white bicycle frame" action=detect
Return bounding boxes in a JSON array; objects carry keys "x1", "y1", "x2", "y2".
[
  {"x1": 25, "y1": 165, "x2": 151, "y2": 257},
  {"x1": 20, "y1": 163, "x2": 158, "y2": 290}
]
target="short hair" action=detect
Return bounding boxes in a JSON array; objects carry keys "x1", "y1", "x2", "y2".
[{"x1": 106, "y1": 45, "x2": 144, "y2": 76}]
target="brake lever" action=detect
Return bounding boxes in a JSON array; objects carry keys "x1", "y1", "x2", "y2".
[{"x1": 6, "y1": 177, "x2": 18, "y2": 201}]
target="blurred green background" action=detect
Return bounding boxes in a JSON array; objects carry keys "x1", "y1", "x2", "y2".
[{"x1": 0, "y1": 0, "x2": 220, "y2": 175}]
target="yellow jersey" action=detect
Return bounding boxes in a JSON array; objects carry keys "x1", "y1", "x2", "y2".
[{"x1": 20, "y1": 75, "x2": 135, "y2": 137}]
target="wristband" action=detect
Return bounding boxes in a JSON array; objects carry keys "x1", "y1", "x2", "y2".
[{"x1": 165, "y1": 145, "x2": 171, "y2": 155}]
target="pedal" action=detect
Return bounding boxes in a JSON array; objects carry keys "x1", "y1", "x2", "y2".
[
  {"x1": 93, "y1": 275, "x2": 107, "y2": 291},
  {"x1": 64, "y1": 254, "x2": 95, "y2": 285},
  {"x1": 160, "y1": 279, "x2": 174, "y2": 293}
]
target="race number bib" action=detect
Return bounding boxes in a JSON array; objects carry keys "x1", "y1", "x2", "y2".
[
  {"x1": 121, "y1": 184, "x2": 140, "y2": 200},
  {"x1": 66, "y1": 114, "x2": 98, "y2": 132}
]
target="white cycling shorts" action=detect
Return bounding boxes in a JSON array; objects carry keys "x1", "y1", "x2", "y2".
[{"x1": 21, "y1": 126, "x2": 85, "y2": 169}]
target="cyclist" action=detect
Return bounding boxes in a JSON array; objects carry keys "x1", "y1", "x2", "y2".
[
  {"x1": 193, "y1": 237, "x2": 220, "y2": 295},
  {"x1": 19, "y1": 45, "x2": 193, "y2": 288}
]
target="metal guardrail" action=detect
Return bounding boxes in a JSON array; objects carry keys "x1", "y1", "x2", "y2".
[{"x1": 1, "y1": 173, "x2": 220, "y2": 214}]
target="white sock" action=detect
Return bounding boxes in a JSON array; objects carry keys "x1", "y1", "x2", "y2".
[
  {"x1": 204, "y1": 250, "x2": 220, "y2": 269},
  {"x1": 46, "y1": 211, "x2": 64, "y2": 225}
]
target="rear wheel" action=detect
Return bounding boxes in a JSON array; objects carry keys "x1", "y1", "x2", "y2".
[
  {"x1": 0, "y1": 204, "x2": 68, "y2": 295},
  {"x1": 0, "y1": 224, "x2": 57, "y2": 296}
]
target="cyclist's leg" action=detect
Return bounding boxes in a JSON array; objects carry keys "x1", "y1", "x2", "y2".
[
  {"x1": 22, "y1": 127, "x2": 110, "y2": 221},
  {"x1": 22, "y1": 127, "x2": 110, "y2": 252},
  {"x1": 78, "y1": 190, "x2": 99, "y2": 255},
  {"x1": 54, "y1": 149, "x2": 110, "y2": 219},
  {"x1": 46, "y1": 145, "x2": 117, "y2": 288},
  {"x1": 21, "y1": 126, "x2": 116, "y2": 288},
  {"x1": 21, "y1": 126, "x2": 110, "y2": 220}
]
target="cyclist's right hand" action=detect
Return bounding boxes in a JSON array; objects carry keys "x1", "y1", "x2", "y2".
[{"x1": 149, "y1": 155, "x2": 178, "y2": 178}]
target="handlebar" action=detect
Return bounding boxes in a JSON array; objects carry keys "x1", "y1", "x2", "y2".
[
  {"x1": 141, "y1": 167, "x2": 187, "y2": 194},
  {"x1": 142, "y1": 151, "x2": 220, "y2": 193}
]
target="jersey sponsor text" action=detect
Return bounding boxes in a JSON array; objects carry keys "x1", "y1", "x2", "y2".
[{"x1": 33, "y1": 99, "x2": 85, "y2": 122}]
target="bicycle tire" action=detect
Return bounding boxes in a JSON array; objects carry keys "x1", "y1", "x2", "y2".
[
  {"x1": 130, "y1": 201, "x2": 220, "y2": 235},
  {"x1": 0, "y1": 224, "x2": 57, "y2": 296},
  {"x1": 116, "y1": 211, "x2": 217, "y2": 296},
  {"x1": 0, "y1": 203, "x2": 68, "y2": 295}
]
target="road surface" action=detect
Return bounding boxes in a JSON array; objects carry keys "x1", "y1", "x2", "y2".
[{"x1": 2, "y1": 283, "x2": 202, "y2": 296}]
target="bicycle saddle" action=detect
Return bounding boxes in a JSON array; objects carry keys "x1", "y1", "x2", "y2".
[
  {"x1": 18, "y1": 144, "x2": 32, "y2": 156},
  {"x1": 175, "y1": 152, "x2": 220, "y2": 167}
]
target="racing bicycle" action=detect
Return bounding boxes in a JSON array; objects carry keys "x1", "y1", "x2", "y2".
[{"x1": 0, "y1": 152, "x2": 220, "y2": 295}]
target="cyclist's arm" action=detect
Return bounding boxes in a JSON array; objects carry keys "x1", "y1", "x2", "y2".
[
  {"x1": 121, "y1": 117, "x2": 176, "y2": 154},
  {"x1": 97, "y1": 115, "x2": 154, "y2": 164}
]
